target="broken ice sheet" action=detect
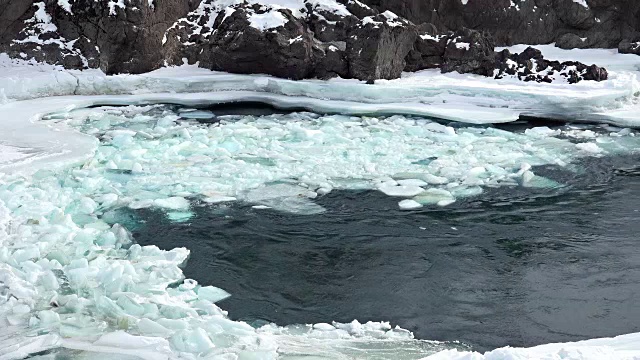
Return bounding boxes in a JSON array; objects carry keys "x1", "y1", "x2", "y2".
[
  {"x1": 0, "y1": 105, "x2": 638, "y2": 359},
  {"x1": 53, "y1": 107, "x2": 639, "y2": 216}
]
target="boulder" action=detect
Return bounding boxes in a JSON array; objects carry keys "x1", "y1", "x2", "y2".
[
  {"x1": 618, "y1": 39, "x2": 640, "y2": 55},
  {"x1": 493, "y1": 46, "x2": 608, "y2": 84},
  {"x1": 404, "y1": 23, "x2": 448, "y2": 71},
  {"x1": 313, "y1": 43, "x2": 349, "y2": 79},
  {"x1": 198, "y1": 5, "x2": 317, "y2": 80},
  {"x1": 346, "y1": 11, "x2": 417, "y2": 81},
  {"x1": 556, "y1": 33, "x2": 590, "y2": 49},
  {"x1": 441, "y1": 28, "x2": 495, "y2": 76}
]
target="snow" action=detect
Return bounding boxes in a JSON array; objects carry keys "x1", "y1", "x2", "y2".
[
  {"x1": 164, "y1": 0, "x2": 352, "y2": 43},
  {"x1": 421, "y1": 34, "x2": 446, "y2": 41},
  {"x1": 248, "y1": 10, "x2": 288, "y2": 31},
  {"x1": 0, "y1": 145, "x2": 31, "y2": 164},
  {"x1": 14, "y1": 3, "x2": 92, "y2": 67},
  {"x1": 57, "y1": 0, "x2": 73, "y2": 14},
  {"x1": 1, "y1": 46, "x2": 640, "y2": 359},
  {"x1": 572, "y1": 0, "x2": 589, "y2": 9},
  {"x1": 108, "y1": 0, "x2": 126, "y2": 15},
  {"x1": 422, "y1": 332, "x2": 640, "y2": 360}
]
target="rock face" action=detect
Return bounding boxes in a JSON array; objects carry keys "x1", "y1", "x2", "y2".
[
  {"x1": 1, "y1": 0, "x2": 197, "y2": 74},
  {"x1": 346, "y1": 11, "x2": 417, "y2": 81},
  {"x1": 200, "y1": 6, "x2": 317, "y2": 80},
  {"x1": 0, "y1": 0, "x2": 615, "y2": 83},
  {"x1": 405, "y1": 27, "x2": 608, "y2": 83},
  {"x1": 493, "y1": 47, "x2": 608, "y2": 84},
  {"x1": 441, "y1": 28, "x2": 495, "y2": 76},
  {"x1": 163, "y1": 0, "x2": 416, "y2": 81},
  {"x1": 619, "y1": 40, "x2": 640, "y2": 56},
  {"x1": 360, "y1": 0, "x2": 640, "y2": 50}
]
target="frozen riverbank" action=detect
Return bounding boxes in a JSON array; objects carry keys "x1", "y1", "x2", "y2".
[{"x1": 1, "y1": 48, "x2": 640, "y2": 359}]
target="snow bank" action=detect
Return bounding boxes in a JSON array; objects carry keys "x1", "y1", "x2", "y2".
[
  {"x1": 422, "y1": 332, "x2": 640, "y2": 360},
  {"x1": 3, "y1": 45, "x2": 640, "y2": 129}
]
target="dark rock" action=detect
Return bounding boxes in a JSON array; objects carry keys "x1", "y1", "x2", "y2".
[
  {"x1": 404, "y1": 23, "x2": 448, "y2": 71},
  {"x1": 199, "y1": 5, "x2": 316, "y2": 80},
  {"x1": 337, "y1": 0, "x2": 378, "y2": 19},
  {"x1": 359, "y1": 0, "x2": 640, "y2": 49},
  {"x1": 441, "y1": 28, "x2": 495, "y2": 76},
  {"x1": 556, "y1": 33, "x2": 589, "y2": 49},
  {"x1": 619, "y1": 39, "x2": 640, "y2": 55},
  {"x1": 492, "y1": 46, "x2": 608, "y2": 84},
  {"x1": 2, "y1": 0, "x2": 195, "y2": 74},
  {"x1": 582, "y1": 64, "x2": 608, "y2": 81},
  {"x1": 346, "y1": 11, "x2": 417, "y2": 81},
  {"x1": 0, "y1": 0, "x2": 615, "y2": 84},
  {"x1": 314, "y1": 43, "x2": 349, "y2": 79}
]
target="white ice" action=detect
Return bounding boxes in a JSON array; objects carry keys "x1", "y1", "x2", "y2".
[{"x1": 2, "y1": 46, "x2": 640, "y2": 359}]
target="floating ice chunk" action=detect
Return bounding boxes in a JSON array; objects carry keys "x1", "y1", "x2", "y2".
[
  {"x1": 378, "y1": 184, "x2": 425, "y2": 197},
  {"x1": 242, "y1": 184, "x2": 325, "y2": 214},
  {"x1": 525, "y1": 126, "x2": 561, "y2": 137},
  {"x1": 197, "y1": 286, "x2": 231, "y2": 303},
  {"x1": 129, "y1": 200, "x2": 154, "y2": 209},
  {"x1": 449, "y1": 185, "x2": 483, "y2": 198},
  {"x1": 413, "y1": 188, "x2": 455, "y2": 205},
  {"x1": 437, "y1": 199, "x2": 456, "y2": 207},
  {"x1": 399, "y1": 199, "x2": 423, "y2": 210},
  {"x1": 313, "y1": 323, "x2": 336, "y2": 331},
  {"x1": 258, "y1": 196, "x2": 326, "y2": 215},
  {"x1": 397, "y1": 179, "x2": 430, "y2": 187},
  {"x1": 98, "y1": 193, "x2": 119, "y2": 207},
  {"x1": 202, "y1": 195, "x2": 236, "y2": 204},
  {"x1": 521, "y1": 170, "x2": 535, "y2": 186},
  {"x1": 178, "y1": 110, "x2": 215, "y2": 120},
  {"x1": 166, "y1": 211, "x2": 194, "y2": 222},
  {"x1": 153, "y1": 197, "x2": 190, "y2": 210},
  {"x1": 576, "y1": 142, "x2": 603, "y2": 153},
  {"x1": 169, "y1": 328, "x2": 215, "y2": 353}
]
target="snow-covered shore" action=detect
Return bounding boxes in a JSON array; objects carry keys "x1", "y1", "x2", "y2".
[
  {"x1": 2, "y1": 46, "x2": 640, "y2": 174},
  {"x1": 1, "y1": 48, "x2": 640, "y2": 359}
]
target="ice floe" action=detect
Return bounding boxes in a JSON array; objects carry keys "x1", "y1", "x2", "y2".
[
  {"x1": 2, "y1": 47, "x2": 640, "y2": 359},
  {"x1": 41, "y1": 105, "x2": 640, "y2": 215}
]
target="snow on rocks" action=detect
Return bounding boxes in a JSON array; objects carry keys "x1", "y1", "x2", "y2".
[
  {"x1": 406, "y1": 27, "x2": 608, "y2": 83},
  {"x1": 0, "y1": 0, "x2": 615, "y2": 83},
  {"x1": 163, "y1": 0, "x2": 416, "y2": 81},
  {"x1": 9, "y1": 1, "x2": 98, "y2": 69},
  {"x1": 494, "y1": 46, "x2": 608, "y2": 84}
]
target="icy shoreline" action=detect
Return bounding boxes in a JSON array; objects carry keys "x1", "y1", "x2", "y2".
[
  {"x1": 3, "y1": 46, "x2": 640, "y2": 174},
  {"x1": 2, "y1": 48, "x2": 640, "y2": 359}
]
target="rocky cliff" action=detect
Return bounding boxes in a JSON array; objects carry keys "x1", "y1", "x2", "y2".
[
  {"x1": 361, "y1": 0, "x2": 640, "y2": 50},
  {"x1": 0, "y1": 0, "x2": 624, "y2": 83}
]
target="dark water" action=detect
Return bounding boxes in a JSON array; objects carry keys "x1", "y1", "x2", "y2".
[{"x1": 128, "y1": 151, "x2": 640, "y2": 353}]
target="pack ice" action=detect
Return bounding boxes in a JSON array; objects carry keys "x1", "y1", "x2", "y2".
[{"x1": 2, "y1": 47, "x2": 640, "y2": 359}]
